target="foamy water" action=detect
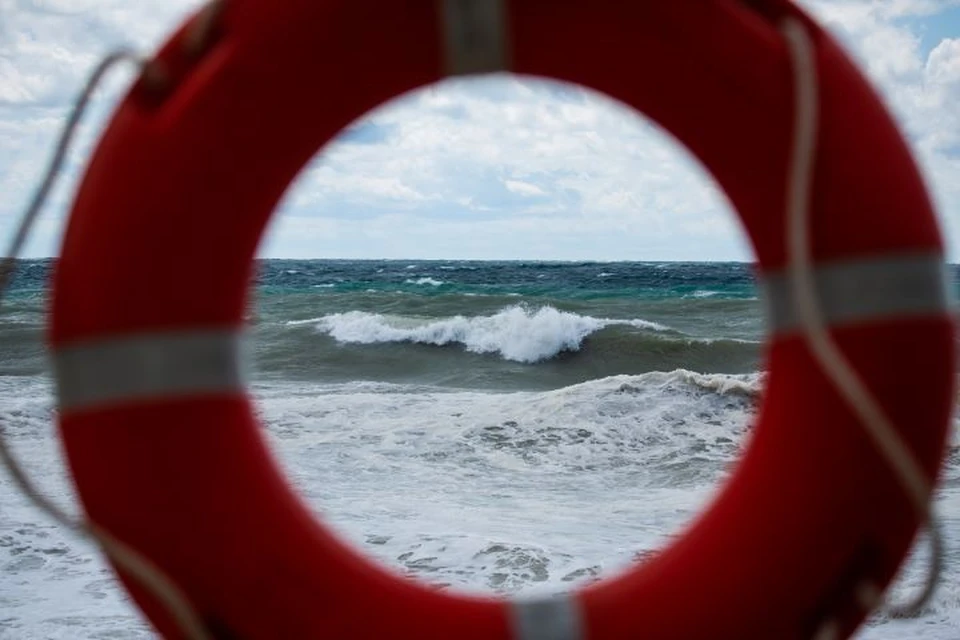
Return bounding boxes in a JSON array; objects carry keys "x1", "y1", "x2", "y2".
[
  {"x1": 308, "y1": 304, "x2": 671, "y2": 363},
  {"x1": 2, "y1": 372, "x2": 958, "y2": 639}
]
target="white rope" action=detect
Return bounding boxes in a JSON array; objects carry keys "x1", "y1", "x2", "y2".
[
  {"x1": 779, "y1": 16, "x2": 944, "y2": 631},
  {"x1": 0, "y1": 51, "x2": 212, "y2": 640}
]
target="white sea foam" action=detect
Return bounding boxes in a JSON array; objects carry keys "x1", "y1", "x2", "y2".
[
  {"x1": 404, "y1": 277, "x2": 444, "y2": 286},
  {"x1": 2, "y1": 372, "x2": 957, "y2": 639},
  {"x1": 309, "y1": 305, "x2": 671, "y2": 363}
]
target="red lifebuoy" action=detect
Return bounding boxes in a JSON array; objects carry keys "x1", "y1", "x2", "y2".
[{"x1": 51, "y1": 1, "x2": 954, "y2": 639}]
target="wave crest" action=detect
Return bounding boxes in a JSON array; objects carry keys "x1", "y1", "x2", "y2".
[
  {"x1": 308, "y1": 305, "x2": 670, "y2": 363},
  {"x1": 404, "y1": 277, "x2": 445, "y2": 286}
]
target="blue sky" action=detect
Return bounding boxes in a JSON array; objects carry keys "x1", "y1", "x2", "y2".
[{"x1": 1, "y1": 0, "x2": 959, "y2": 261}]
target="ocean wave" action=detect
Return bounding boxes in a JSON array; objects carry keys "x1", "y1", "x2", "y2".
[
  {"x1": 305, "y1": 305, "x2": 672, "y2": 363},
  {"x1": 257, "y1": 369, "x2": 762, "y2": 482},
  {"x1": 405, "y1": 277, "x2": 445, "y2": 286},
  {"x1": 605, "y1": 369, "x2": 763, "y2": 399}
]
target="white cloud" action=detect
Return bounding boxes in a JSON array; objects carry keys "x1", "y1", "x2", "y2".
[
  {"x1": 0, "y1": 1, "x2": 957, "y2": 260},
  {"x1": 927, "y1": 38, "x2": 960, "y2": 86},
  {"x1": 504, "y1": 179, "x2": 545, "y2": 197}
]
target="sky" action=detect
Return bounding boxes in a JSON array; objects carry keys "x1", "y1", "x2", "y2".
[{"x1": 1, "y1": 1, "x2": 959, "y2": 261}]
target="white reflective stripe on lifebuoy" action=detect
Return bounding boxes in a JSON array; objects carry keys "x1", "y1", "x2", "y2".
[
  {"x1": 761, "y1": 251, "x2": 950, "y2": 334},
  {"x1": 440, "y1": 0, "x2": 509, "y2": 76},
  {"x1": 510, "y1": 595, "x2": 582, "y2": 640},
  {"x1": 54, "y1": 330, "x2": 243, "y2": 412}
]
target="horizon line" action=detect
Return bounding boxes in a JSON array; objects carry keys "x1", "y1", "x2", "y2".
[
  {"x1": 10, "y1": 256, "x2": 760, "y2": 264},
  {"x1": 13, "y1": 256, "x2": 960, "y2": 266}
]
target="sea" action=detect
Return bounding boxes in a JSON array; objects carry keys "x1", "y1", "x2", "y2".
[{"x1": 1, "y1": 259, "x2": 958, "y2": 639}]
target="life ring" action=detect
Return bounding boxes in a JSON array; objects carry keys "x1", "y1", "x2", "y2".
[{"x1": 50, "y1": 0, "x2": 954, "y2": 638}]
